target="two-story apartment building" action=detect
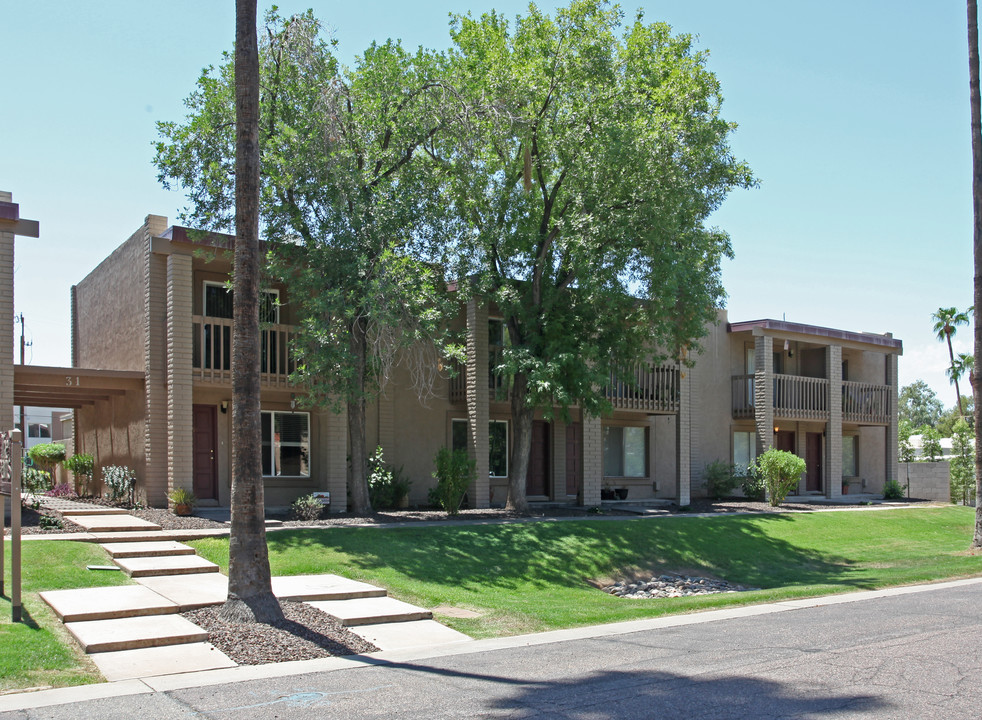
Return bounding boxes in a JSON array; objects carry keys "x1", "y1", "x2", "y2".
[{"x1": 70, "y1": 215, "x2": 902, "y2": 510}]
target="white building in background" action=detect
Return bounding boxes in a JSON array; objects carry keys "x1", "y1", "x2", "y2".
[{"x1": 15, "y1": 405, "x2": 71, "y2": 450}]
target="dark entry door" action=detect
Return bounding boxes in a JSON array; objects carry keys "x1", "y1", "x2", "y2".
[
  {"x1": 526, "y1": 420, "x2": 550, "y2": 497},
  {"x1": 776, "y1": 430, "x2": 795, "y2": 453},
  {"x1": 805, "y1": 432, "x2": 823, "y2": 492},
  {"x1": 566, "y1": 422, "x2": 581, "y2": 496},
  {"x1": 192, "y1": 404, "x2": 218, "y2": 501}
]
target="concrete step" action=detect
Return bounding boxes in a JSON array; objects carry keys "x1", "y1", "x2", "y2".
[
  {"x1": 67, "y1": 514, "x2": 162, "y2": 533},
  {"x1": 135, "y1": 573, "x2": 230, "y2": 611},
  {"x1": 89, "y1": 642, "x2": 237, "y2": 682},
  {"x1": 114, "y1": 555, "x2": 220, "y2": 578},
  {"x1": 65, "y1": 614, "x2": 208, "y2": 653},
  {"x1": 58, "y1": 507, "x2": 130, "y2": 517},
  {"x1": 349, "y1": 619, "x2": 472, "y2": 652},
  {"x1": 39, "y1": 585, "x2": 179, "y2": 623},
  {"x1": 307, "y1": 596, "x2": 433, "y2": 627},
  {"x1": 271, "y1": 574, "x2": 388, "y2": 602},
  {"x1": 86, "y1": 529, "x2": 229, "y2": 543},
  {"x1": 100, "y1": 540, "x2": 196, "y2": 558}
]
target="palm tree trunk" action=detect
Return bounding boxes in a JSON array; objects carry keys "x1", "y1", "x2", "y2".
[
  {"x1": 222, "y1": 0, "x2": 283, "y2": 623},
  {"x1": 946, "y1": 333, "x2": 965, "y2": 416},
  {"x1": 968, "y1": 0, "x2": 982, "y2": 547}
]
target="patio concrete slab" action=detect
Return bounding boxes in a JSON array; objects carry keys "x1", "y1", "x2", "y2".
[
  {"x1": 114, "y1": 555, "x2": 220, "y2": 578},
  {"x1": 100, "y1": 540, "x2": 196, "y2": 558},
  {"x1": 307, "y1": 596, "x2": 432, "y2": 626},
  {"x1": 135, "y1": 573, "x2": 229, "y2": 610},
  {"x1": 65, "y1": 614, "x2": 207, "y2": 653},
  {"x1": 58, "y1": 507, "x2": 130, "y2": 517},
  {"x1": 350, "y1": 619, "x2": 472, "y2": 652},
  {"x1": 68, "y1": 515, "x2": 162, "y2": 533},
  {"x1": 89, "y1": 642, "x2": 237, "y2": 682},
  {"x1": 39, "y1": 585, "x2": 179, "y2": 623},
  {"x1": 271, "y1": 574, "x2": 387, "y2": 602}
]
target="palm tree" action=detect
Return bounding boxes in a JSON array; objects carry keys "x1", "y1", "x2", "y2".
[
  {"x1": 967, "y1": 0, "x2": 982, "y2": 547},
  {"x1": 949, "y1": 352, "x2": 975, "y2": 402},
  {"x1": 220, "y1": 0, "x2": 283, "y2": 624},
  {"x1": 932, "y1": 306, "x2": 971, "y2": 416}
]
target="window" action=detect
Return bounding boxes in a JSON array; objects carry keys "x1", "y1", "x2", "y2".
[
  {"x1": 451, "y1": 418, "x2": 509, "y2": 478},
  {"x1": 204, "y1": 281, "x2": 280, "y2": 323},
  {"x1": 603, "y1": 425, "x2": 647, "y2": 477},
  {"x1": 733, "y1": 431, "x2": 757, "y2": 475},
  {"x1": 28, "y1": 423, "x2": 51, "y2": 439},
  {"x1": 842, "y1": 435, "x2": 858, "y2": 477},
  {"x1": 262, "y1": 411, "x2": 310, "y2": 477},
  {"x1": 201, "y1": 282, "x2": 283, "y2": 373}
]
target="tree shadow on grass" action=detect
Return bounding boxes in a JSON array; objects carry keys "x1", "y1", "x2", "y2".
[{"x1": 267, "y1": 514, "x2": 869, "y2": 594}]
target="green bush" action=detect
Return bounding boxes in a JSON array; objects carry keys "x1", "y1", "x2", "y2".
[
  {"x1": 704, "y1": 460, "x2": 740, "y2": 500},
  {"x1": 291, "y1": 493, "x2": 324, "y2": 521},
  {"x1": 367, "y1": 446, "x2": 411, "y2": 509},
  {"x1": 755, "y1": 449, "x2": 806, "y2": 507},
  {"x1": 101, "y1": 465, "x2": 136, "y2": 503},
  {"x1": 740, "y1": 465, "x2": 766, "y2": 501},
  {"x1": 882, "y1": 479, "x2": 905, "y2": 500},
  {"x1": 64, "y1": 453, "x2": 95, "y2": 494},
  {"x1": 21, "y1": 466, "x2": 52, "y2": 494},
  {"x1": 429, "y1": 447, "x2": 475, "y2": 515},
  {"x1": 27, "y1": 443, "x2": 66, "y2": 472}
]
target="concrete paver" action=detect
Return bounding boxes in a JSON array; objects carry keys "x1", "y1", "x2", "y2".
[
  {"x1": 307, "y1": 596, "x2": 433, "y2": 626},
  {"x1": 113, "y1": 554, "x2": 220, "y2": 578},
  {"x1": 89, "y1": 642, "x2": 237, "y2": 682},
  {"x1": 100, "y1": 540, "x2": 196, "y2": 558},
  {"x1": 58, "y1": 507, "x2": 130, "y2": 516},
  {"x1": 350, "y1": 619, "x2": 472, "y2": 652},
  {"x1": 271, "y1": 573, "x2": 388, "y2": 601},
  {"x1": 68, "y1": 514, "x2": 162, "y2": 533},
  {"x1": 135, "y1": 573, "x2": 230, "y2": 610},
  {"x1": 65, "y1": 614, "x2": 208, "y2": 653},
  {"x1": 40, "y1": 585, "x2": 179, "y2": 622}
]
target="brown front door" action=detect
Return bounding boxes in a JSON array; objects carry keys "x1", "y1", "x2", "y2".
[
  {"x1": 805, "y1": 432, "x2": 823, "y2": 492},
  {"x1": 526, "y1": 420, "x2": 549, "y2": 497},
  {"x1": 566, "y1": 422, "x2": 581, "y2": 496},
  {"x1": 776, "y1": 430, "x2": 795, "y2": 453},
  {"x1": 192, "y1": 404, "x2": 218, "y2": 501}
]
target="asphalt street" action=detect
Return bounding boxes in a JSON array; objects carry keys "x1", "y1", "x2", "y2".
[{"x1": 4, "y1": 580, "x2": 981, "y2": 719}]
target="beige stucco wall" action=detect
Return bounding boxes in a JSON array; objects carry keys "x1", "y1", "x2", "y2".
[
  {"x1": 687, "y1": 310, "x2": 733, "y2": 497},
  {"x1": 74, "y1": 392, "x2": 147, "y2": 499}
]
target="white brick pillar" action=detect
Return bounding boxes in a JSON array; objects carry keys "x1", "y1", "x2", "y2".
[
  {"x1": 826, "y1": 344, "x2": 843, "y2": 498},
  {"x1": 676, "y1": 365, "x2": 691, "y2": 506},
  {"x1": 466, "y1": 298, "x2": 490, "y2": 508},
  {"x1": 144, "y1": 216, "x2": 170, "y2": 506},
  {"x1": 0, "y1": 192, "x2": 15, "y2": 434},
  {"x1": 581, "y1": 415, "x2": 602, "y2": 506},
  {"x1": 885, "y1": 352, "x2": 899, "y2": 486},
  {"x1": 166, "y1": 253, "x2": 194, "y2": 497},
  {"x1": 753, "y1": 335, "x2": 774, "y2": 456}
]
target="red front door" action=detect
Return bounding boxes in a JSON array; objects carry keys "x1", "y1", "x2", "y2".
[
  {"x1": 805, "y1": 432, "x2": 823, "y2": 492},
  {"x1": 192, "y1": 404, "x2": 218, "y2": 501},
  {"x1": 526, "y1": 420, "x2": 550, "y2": 497}
]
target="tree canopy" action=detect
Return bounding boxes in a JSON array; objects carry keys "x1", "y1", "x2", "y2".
[{"x1": 899, "y1": 380, "x2": 944, "y2": 429}]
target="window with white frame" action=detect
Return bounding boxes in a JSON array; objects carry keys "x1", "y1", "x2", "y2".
[
  {"x1": 603, "y1": 425, "x2": 647, "y2": 477},
  {"x1": 28, "y1": 423, "x2": 51, "y2": 439},
  {"x1": 842, "y1": 435, "x2": 858, "y2": 477},
  {"x1": 733, "y1": 430, "x2": 757, "y2": 475},
  {"x1": 262, "y1": 411, "x2": 310, "y2": 477},
  {"x1": 204, "y1": 281, "x2": 280, "y2": 323},
  {"x1": 451, "y1": 418, "x2": 509, "y2": 478}
]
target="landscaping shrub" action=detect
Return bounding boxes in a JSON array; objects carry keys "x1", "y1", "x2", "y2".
[
  {"x1": 101, "y1": 465, "x2": 136, "y2": 503},
  {"x1": 429, "y1": 447, "x2": 475, "y2": 515},
  {"x1": 21, "y1": 466, "x2": 52, "y2": 494},
  {"x1": 27, "y1": 442, "x2": 66, "y2": 472},
  {"x1": 64, "y1": 453, "x2": 95, "y2": 494},
  {"x1": 754, "y1": 449, "x2": 806, "y2": 507},
  {"x1": 44, "y1": 483, "x2": 77, "y2": 498},
  {"x1": 367, "y1": 446, "x2": 411, "y2": 509},
  {"x1": 882, "y1": 479, "x2": 905, "y2": 500},
  {"x1": 291, "y1": 493, "x2": 324, "y2": 521},
  {"x1": 704, "y1": 460, "x2": 740, "y2": 499},
  {"x1": 740, "y1": 466, "x2": 766, "y2": 501}
]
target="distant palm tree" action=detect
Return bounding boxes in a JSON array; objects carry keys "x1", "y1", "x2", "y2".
[
  {"x1": 932, "y1": 306, "x2": 972, "y2": 416},
  {"x1": 949, "y1": 352, "x2": 976, "y2": 402}
]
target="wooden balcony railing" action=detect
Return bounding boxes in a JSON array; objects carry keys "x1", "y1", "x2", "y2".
[
  {"x1": 191, "y1": 315, "x2": 296, "y2": 388},
  {"x1": 733, "y1": 374, "x2": 891, "y2": 424},
  {"x1": 604, "y1": 363, "x2": 680, "y2": 413},
  {"x1": 731, "y1": 374, "x2": 755, "y2": 419},
  {"x1": 449, "y1": 347, "x2": 509, "y2": 404},
  {"x1": 842, "y1": 381, "x2": 890, "y2": 424},
  {"x1": 774, "y1": 375, "x2": 829, "y2": 420}
]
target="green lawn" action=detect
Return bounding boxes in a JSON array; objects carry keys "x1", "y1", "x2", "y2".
[
  {"x1": 191, "y1": 506, "x2": 982, "y2": 639},
  {"x1": 1, "y1": 540, "x2": 131, "y2": 692}
]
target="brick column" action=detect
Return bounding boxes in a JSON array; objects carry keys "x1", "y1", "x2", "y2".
[
  {"x1": 581, "y1": 414, "x2": 602, "y2": 506},
  {"x1": 676, "y1": 365, "x2": 691, "y2": 506},
  {"x1": 0, "y1": 192, "x2": 14, "y2": 434},
  {"x1": 324, "y1": 408, "x2": 348, "y2": 513},
  {"x1": 143, "y1": 215, "x2": 170, "y2": 506},
  {"x1": 551, "y1": 419, "x2": 566, "y2": 500},
  {"x1": 166, "y1": 252, "x2": 194, "y2": 496},
  {"x1": 465, "y1": 298, "x2": 489, "y2": 508},
  {"x1": 885, "y1": 352, "x2": 899, "y2": 486},
  {"x1": 826, "y1": 344, "x2": 843, "y2": 498},
  {"x1": 753, "y1": 335, "x2": 774, "y2": 456}
]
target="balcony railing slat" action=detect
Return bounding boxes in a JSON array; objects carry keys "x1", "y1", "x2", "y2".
[{"x1": 192, "y1": 315, "x2": 295, "y2": 387}]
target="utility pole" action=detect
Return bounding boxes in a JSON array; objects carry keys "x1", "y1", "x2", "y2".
[{"x1": 16, "y1": 313, "x2": 27, "y2": 439}]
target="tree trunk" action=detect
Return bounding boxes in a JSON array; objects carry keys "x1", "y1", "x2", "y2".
[
  {"x1": 347, "y1": 315, "x2": 372, "y2": 514},
  {"x1": 968, "y1": 0, "x2": 982, "y2": 547},
  {"x1": 507, "y1": 372, "x2": 532, "y2": 514},
  {"x1": 222, "y1": 0, "x2": 283, "y2": 624},
  {"x1": 946, "y1": 333, "x2": 965, "y2": 416}
]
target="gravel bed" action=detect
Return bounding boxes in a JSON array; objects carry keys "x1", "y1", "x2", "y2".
[
  {"x1": 182, "y1": 600, "x2": 378, "y2": 664},
  {"x1": 3, "y1": 505, "x2": 86, "y2": 535}
]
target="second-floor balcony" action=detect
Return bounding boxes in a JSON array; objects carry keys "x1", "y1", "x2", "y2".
[
  {"x1": 192, "y1": 315, "x2": 296, "y2": 388},
  {"x1": 732, "y1": 374, "x2": 891, "y2": 424}
]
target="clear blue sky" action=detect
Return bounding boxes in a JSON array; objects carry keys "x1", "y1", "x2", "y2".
[{"x1": 0, "y1": 1, "x2": 973, "y2": 406}]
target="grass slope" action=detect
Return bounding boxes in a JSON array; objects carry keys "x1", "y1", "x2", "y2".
[{"x1": 191, "y1": 506, "x2": 982, "y2": 639}]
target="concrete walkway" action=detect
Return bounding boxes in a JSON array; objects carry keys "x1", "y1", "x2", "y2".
[{"x1": 35, "y1": 501, "x2": 471, "y2": 682}]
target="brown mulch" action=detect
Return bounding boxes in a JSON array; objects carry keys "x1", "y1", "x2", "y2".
[{"x1": 182, "y1": 601, "x2": 378, "y2": 664}]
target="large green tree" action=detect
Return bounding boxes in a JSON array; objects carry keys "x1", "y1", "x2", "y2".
[
  {"x1": 156, "y1": 11, "x2": 459, "y2": 513},
  {"x1": 899, "y1": 380, "x2": 944, "y2": 429},
  {"x1": 439, "y1": 1, "x2": 753, "y2": 511}
]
